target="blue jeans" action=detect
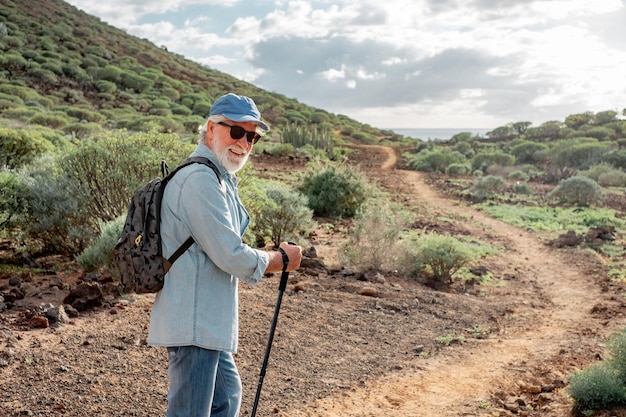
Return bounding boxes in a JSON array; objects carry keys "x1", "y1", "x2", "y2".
[{"x1": 166, "y1": 346, "x2": 242, "y2": 417}]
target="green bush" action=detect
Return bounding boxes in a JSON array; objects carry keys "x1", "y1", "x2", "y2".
[
  {"x1": 548, "y1": 176, "x2": 604, "y2": 207},
  {"x1": 510, "y1": 141, "x2": 548, "y2": 164},
  {"x1": 471, "y1": 151, "x2": 515, "y2": 172},
  {"x1": 298, "y1": 163, "x2": 368, "y2": 218},
  {"x1": 507, "y1": 170, "x2": 530, "y2": 181},
  {"x1": 403, "y1": 233, "x2": 471, "y2": 286},
  {"x1": 512, "y1": 183, "x2": 533, "y2": 195},
  {"x1": 59, "y1": 130, "x2": 194, "y2": 224},
  {"x1": 468, "y1": 175, "x2": 506, "y2": 201},
  {"x1": 76, "y1": 216, "x2": 124, "y2": 274},
  {"x1": 341, "y1": 199, "x2": 410, "y2": 272},
  {"x1": 62, "y1": 122, "x2": 101, "y2": 139},
  {"x1": 14, "y1": 156, "x2": 93, "y2": 255},
  {"x1": 254, "y1": 183, "x2": 315, "y2": 246},
  {"x1": 267, "y1": 143, "x2": 294, "y2": 157},
  {"x1": 29, "y1": 112, "x2": 69, "y2": 129},
  {"x1": 569, "y1": 364, "x2": 626, "y2": 410},
  {"x1": 445, "y1": 163, "x2": 471, "y2": 175},
  {"x1": 598, "y1": 170, "x2": 626, "y2": 187},
  {"x1": 62, "y1": 107, "x2": 106, "y2": 123},
  {"x1": 406, "y1": 149, "x2": 466, "y2": 173},
  {"x1": 569, "y1": 328, "x2": 626, "y2": 410},
  {"x1": 0, "y1": 172, "x2": 26, "y2": 231},
  {"x1": 0, "y1": 127, "x2": 56, "y2": 169},
  {"x1": 95, "y1": 80, "x2": 116, "y2": 93},
  {"x1": 27, "y1": 68, "x2": 58, "y2": 84}
]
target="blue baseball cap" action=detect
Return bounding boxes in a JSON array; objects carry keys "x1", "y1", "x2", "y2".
[{"x1": 209, "y1": 93, "x2": 270, "y2": 132}]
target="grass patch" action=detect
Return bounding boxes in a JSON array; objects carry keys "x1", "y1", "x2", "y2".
[{"x1": 477, "y1": 204, "x2": 625, "y2": 235}]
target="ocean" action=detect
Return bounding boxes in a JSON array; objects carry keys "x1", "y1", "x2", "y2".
[{"x1": 389, "y1": 127, "x2": 492, "y2": 141}]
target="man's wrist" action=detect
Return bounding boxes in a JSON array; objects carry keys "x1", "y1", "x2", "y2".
[{"x1": 277, "y1": 247, "x2": 289, "y2": 271}]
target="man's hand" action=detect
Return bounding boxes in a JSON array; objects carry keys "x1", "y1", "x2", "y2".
[{"x1": 278, "y1": 242, "x2": 302, "y2": 272}]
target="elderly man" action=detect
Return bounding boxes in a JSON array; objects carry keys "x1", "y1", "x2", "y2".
[{"x1": 148, "y1": 93, "x2": 302, "y2": 417}]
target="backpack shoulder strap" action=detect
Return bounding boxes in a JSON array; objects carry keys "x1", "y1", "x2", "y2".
[
  {"x1": 164, "y1": 156, "x2": 222, "y2": 185},
  {"x1": 161, "y1": 156, "x2": 222, "y2": 268}
]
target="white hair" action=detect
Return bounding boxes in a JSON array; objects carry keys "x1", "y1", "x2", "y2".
[{"x1": 198, "y1": 115, "x2": 226, "y2": 144}]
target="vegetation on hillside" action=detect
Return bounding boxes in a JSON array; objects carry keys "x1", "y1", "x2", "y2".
[{"x1": 0, "y1": 0, "x2": 404, "y2": 145}]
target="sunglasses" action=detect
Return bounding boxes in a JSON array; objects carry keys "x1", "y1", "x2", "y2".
[{"x1": 217, "y1": 121, "x2": 262, "y2": 145}]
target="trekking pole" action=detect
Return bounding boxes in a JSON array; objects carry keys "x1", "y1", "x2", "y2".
[{"x1": 251, "y1": 247, "x2": 292, "y2": 417}]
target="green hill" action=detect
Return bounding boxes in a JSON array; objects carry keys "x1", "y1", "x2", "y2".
[{"x1": 0, "y1": 0, "x2": 400, "y2": 143}]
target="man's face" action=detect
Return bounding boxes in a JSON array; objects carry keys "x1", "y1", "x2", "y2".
[{"x1": 206, "y1": 120, "x2": 257, "y2": 173}]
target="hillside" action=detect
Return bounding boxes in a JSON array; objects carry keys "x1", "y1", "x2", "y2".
[{"x1": 0, "y1": 0, "x2": 400, "y2": 143}]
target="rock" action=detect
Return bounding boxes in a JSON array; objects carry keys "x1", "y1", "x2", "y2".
[
  {"x1": 63, "y1": 282, "x2": 103, "y2": 311},
  {"x1": 300, "y1": 257, "x2": 329, "y2": 276},
  {"x1": 551, "y1": 230, "x2": 583, "y2": 248},
  {"x1": 29, "y1": 315, "x2": 49, "y2": 329},
  {"x1": 64, "y1": 304, "x2": 79, "y2": 318},
  {"x1": 358, "y1": 287, "x2": 378, "y2": 297},
  {"x1": 303, "y1": 246, "x2": 318, "y2": 258},
  {"x1": 42, "y1": 304, "x2": 70, "y2": 327}
]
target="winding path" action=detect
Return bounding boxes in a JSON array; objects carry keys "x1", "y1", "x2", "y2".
[{"x1": 294, "y1": 145, "x2": 623, "y2": 416}]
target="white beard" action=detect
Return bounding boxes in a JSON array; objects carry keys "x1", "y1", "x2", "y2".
[{"x1": 214, "y1": 141, "x2": 250, "y2": 173}]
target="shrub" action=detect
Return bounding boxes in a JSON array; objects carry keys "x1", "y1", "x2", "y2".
[
  {"x1": 95, "y1": 80, "x2": 116, "y2": 93},
  {"x1": 406, "y1": 149, "x2": 465, "y2": 173},
  {"x1": 76, "y1": 216, "x2": 124, "y2": 274},
  {"x1": 598, "y1": 170, "x2": 626, "y2": 187},
  {"x1": 403, "y1": 233, "x2": 471, "y2": 286},
  {"x1": 512, "y1": 183, "x2": 533, "y2": 195},
  {"x1": 254, "y1": 183, "x2": 315, "y2": 246},
  {"x1": 268, "y1": 143, "x2": 294, "y2": 157},
  {"x1": 27, "y1": 68, "x2": 58, "y2": 84},
  {"x1": 62, "y1": 122, "x2": 101, "y2": 139},
  {"x1": 59, "y1": 130, "x2": 194, "y2": 224},
  {"x1": 298, "y1": 163, "x2": 368, "y2": 218},
  {"x1": 29, "y1": 112, "x2": 69, "y2": 129},
  {"x1": 468, "y1": 175, "x2": 506, "y2": 201},
  {"x1": 0, "y1": 127, "x2": 56, "y2": 169},
  {"x1": 548, "y1": 176, "x2": 604, "y2": 207},
  {"x1": 62, "y1": 107, "x2": 106, "y2": 123},
  {"x1": 445, "y1": 163, "x2": 471, "y2": 175},
  {"x1": 471, "y1": 151, "x2": 515, "y2": 172},
  {"x1": 192, "y1": 101, "x2": 212, "y2": 117},
  {"x1": 341, "y1": 199, "x2": 410, "y2": 272},
  {"x1": 507, "y1": 171, "x2": 530, "y2": 181},
  {"x1": 510, "y1": 141, "x2": 548, "y2": 164},
  {"x1": 0, "y1": 172, "x2": 25, "y2": 231},
  {"x1": 569, "y1": 363, "x2": 626, "y2": 410},
  {"x1": 14, "y1": 156, "x2": 93, "y2": 255}
]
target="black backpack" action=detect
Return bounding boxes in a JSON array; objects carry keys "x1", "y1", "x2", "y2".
[{"x1": 113, "y1": 156, "x2": 221, "y2": 293}]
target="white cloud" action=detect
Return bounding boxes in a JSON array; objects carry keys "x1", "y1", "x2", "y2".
[{"x1": 65, "y1": 0, "x2": 626, "y2": 128}]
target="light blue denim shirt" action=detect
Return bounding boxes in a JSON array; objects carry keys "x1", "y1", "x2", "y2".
[{"x1": 147, "y1": 143, "x2": 270, "y2": 352}]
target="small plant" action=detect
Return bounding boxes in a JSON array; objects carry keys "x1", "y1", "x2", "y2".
[
  {"x1": 403, "y1": 233, "x2": 472, "y2": 286},
  {"x1": 435, "y1": 333, "x2": 465, "y2": 346},
  {"x1": 255, "y1": 183, "x2": 315, "y2": 246},
  {"x1": 341, "y1": 198, "x2": 411, "y2": 272},
  {"x1": 76, "y1": 216, "x2": 125, "y2": 274},
  {"x1": 569, "y1": 327, "x2": 626, "y2": 410},
  {"x1": 298, "y1": 162, "x2": 369, "y2": 219},
  {"x1": 569, "y1": 363, "x2": 626, "y2": 410},
  {"x1": 468, "y1": 175, "x2": 506, "y2": 201},
  {"x1": 548, "y1": 175, "x2": 604, "y2": 207}
]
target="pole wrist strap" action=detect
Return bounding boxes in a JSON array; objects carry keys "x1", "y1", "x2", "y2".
[{"x1": 277, "y1": 247, "x2": 289, "y2": 272}]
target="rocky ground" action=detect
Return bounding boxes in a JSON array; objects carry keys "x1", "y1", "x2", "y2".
[{"x1": 1, "y1": 144, "x2": 626, "y2": 417}]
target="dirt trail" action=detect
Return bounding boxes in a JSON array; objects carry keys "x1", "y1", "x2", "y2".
[{"x1": 292, "y1": 145, "x2": 620, "y2": 416}]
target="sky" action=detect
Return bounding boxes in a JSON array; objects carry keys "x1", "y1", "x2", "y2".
[{"x1": 64, "y1": 0, "x2": 626, "y2": 130}]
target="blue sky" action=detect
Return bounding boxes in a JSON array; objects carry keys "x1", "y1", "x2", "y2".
[{"x1": 65, "y1": 0, "x2": 626, "y2": 130}]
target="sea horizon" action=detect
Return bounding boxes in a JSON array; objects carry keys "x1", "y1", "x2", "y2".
[{"x1": 389, "y1": 127, "x2": 492, "y2": 141}]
